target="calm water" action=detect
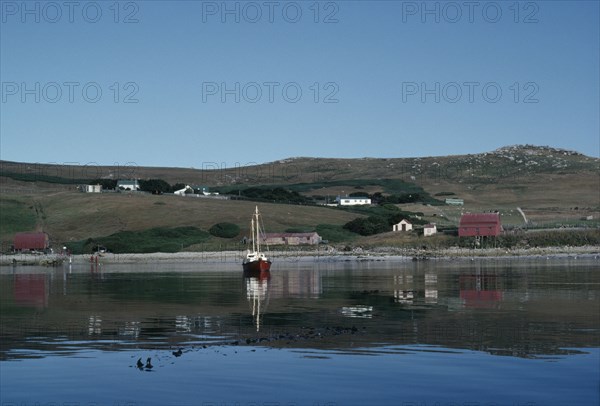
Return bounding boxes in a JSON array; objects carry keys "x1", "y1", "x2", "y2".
[{"x1": 1, "y1": 257, "x2": 599, "y2": 406}]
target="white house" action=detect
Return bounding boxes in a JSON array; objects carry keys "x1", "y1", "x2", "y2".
[
  {"x1": 174, "y1": 185, "x2": 193, "y2": 196},
  {"x1": 445, "y1": 198, "x2": 464, "y2": 206},
  {"x1": 393, "y1": 219, "x2": 412, "y2": 232},
  {"x1": 117, "y1": 179, "x2": 140, "y2": 191},
  {"x1": 336, "y1": 196, "x2": 372, "y2": 206},
  {"x1": 84, "y1": 184, "x2": 102, "y2": 193},
  {"x1": 423, "y1": 224, "x2": 437, "y2": 237}
]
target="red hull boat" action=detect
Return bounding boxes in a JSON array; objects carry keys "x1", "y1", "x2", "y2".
[
  {"x1": 243, "y1": 206, "x2": 272, "y2": 272},
  {"x1": 242, "y1": 258, "x2": 272, "y2": 273}
]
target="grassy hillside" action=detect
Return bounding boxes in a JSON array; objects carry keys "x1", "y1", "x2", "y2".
[
  {"x1": 1, "y1": 145, "x2": 598, "y2": 251},
  {"x1": 0, "y1": 191, "x2": 360, "y2": 251},
  {"x1": 0, "y1": 198, "x2": 38, "y2": 236}
]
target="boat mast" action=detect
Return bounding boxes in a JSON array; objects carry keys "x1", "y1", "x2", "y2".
[
  {"x1": 255, "y1": 206, "x2": 260, "y2": 253},
  {"x1": 251, "y1": 217, "x2": 256, "y2": 253}
]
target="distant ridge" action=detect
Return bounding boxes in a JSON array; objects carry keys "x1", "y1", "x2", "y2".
[
  {"x1": 492, "y1": 144, "x2": 584, "y2": 156},
  {"x1": 0, "y1": 144, "x2": 597, "y2": 190}
]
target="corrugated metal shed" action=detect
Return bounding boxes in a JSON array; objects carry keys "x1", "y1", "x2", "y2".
[
  {"x1": 13, "y1": 232, "x2": 50, "y2": 251},
  {"x1": 458, "y1": 213, "x2": 502, "y2": 237}
]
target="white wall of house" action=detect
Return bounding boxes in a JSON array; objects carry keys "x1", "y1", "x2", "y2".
[
  {"x1": 85, "y1": 184, "x2": 102, "y2": 193},
  {"x1": 424, "y1": 225, "x2": 437, "y2": 237},
  {"x1": 393, "y1": 220, "x2": 413, "y2": 232},
  {"x1": 117, "y1": 180, "x2": 140, "y2": 190},
  {"x1": 336, "y1": 196, "x2": 372, "y2": 206},
  {"x1": 263, "y1": 232, "x2": 322, "y2": 246},
  {"x1": 445, "y1": 198, "x2": 464, "y2": 206}
]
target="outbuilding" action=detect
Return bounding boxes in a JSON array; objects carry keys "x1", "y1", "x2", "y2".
[
  {"x1": 263, "y1": 232, "x2": 322, "y2": 246},
  {"x1": 458, "y1": 213, "x2": 502, "y2": 237},
  {"x1": 393, "y1": 219, "x2": 412, "y2": 232},
  {"x1": 423, "y1": 224, "x2": 437, "y2": 237},
  {"x1": 13, "y1": 232, "x2": 50, "y2": 252},
  {"x1": 84, "y1": 184, "x2": 102, "y2": 193}
]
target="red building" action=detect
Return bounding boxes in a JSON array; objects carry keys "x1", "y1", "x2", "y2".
[
  {"x1": 13, "y1": 232, "x2": 50, "y2": 252},
  {"x1": 458, "y1": 213, "x2": 502, "y2": 237}
]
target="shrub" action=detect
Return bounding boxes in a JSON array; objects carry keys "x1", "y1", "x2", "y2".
[
  {"x1": 138, "y1": 179, "x2": 172, "y2": 194},
  {"x1": 316, "y1": 224, "x2": 358, "y2": 242},
  {"x1": 209, "y1": 222, "x2": 241, "y2": 238},
  {"x1": 343, "y1": 216, "x2": 389, "y2": 236}
]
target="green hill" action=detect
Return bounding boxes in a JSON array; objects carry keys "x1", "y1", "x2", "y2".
[{"x1": 1, "y1": 145, "x2": 598, "y2": 252}]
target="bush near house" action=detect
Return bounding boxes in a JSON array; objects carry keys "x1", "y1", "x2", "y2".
[
  {"x1": 238, "y1": 187, "x2": 313, "y2": 204},
  {"x1": 343, "y1": 216, "x2": 389, "y2": 236},
  {"x1": 138, "y1": 179, "x2": 172, "y2": 194}
]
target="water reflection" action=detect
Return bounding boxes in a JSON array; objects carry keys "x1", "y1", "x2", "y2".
[
  {"x1": 244, "y1": 269, "x2": 271, "y2": 331},
  {"x1": 1, "y1": 259, "x2": 599, "y2": 361},
  {"x1": 459, "y1": 272, "x2": 503, "y2": 308},
  {"x1": 14, "y1": 273, "x2": 48, "y2": 308}
]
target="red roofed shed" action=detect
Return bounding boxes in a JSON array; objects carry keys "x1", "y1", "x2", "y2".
[
  {"x1": 13, "y1": 232, "x2": 50, "y2": 251},
  {"x1": 459, "y1": 213, "x2": 502, "y2": 237}
]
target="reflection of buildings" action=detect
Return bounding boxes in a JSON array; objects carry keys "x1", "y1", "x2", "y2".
[
  {"x1": 393, "y1": 271, "x2": 439, "y2": 305},
  {"x1": 118, "y1": 321, "x2": 141, "y2": 338},
  {"x1": 275, "y1": 269, "x2": 322, "y2": 299},
  {"x1": 176, "y1": 315, "x2": 192, "y2": 333},
  {"x1": 459, "y1": 273, "x2": 503, "y2": 308},
  {"x1": 424, "y1": 273, "x2": 438, "y2": 304},
  {"x1": 88, "y1": 315, "x2": 102, "y2": 335},
  {"x1": 14, "y1": 274, "x2": 48, "y2": 308},
  {"x1": 340, "y1": 305, "x2": 373, "y2": 318},
  {"x1": 394, "y1": 273, "x2": 412, "y2": 303}
]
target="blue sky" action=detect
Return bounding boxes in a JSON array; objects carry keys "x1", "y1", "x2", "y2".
[{"x1": 1, "y1": 0, "x2": 599, "y2": 168}]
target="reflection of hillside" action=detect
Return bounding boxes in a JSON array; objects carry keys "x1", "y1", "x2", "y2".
[{"x1": 0, "y1": 260, "x2": 598, "y2": 360}]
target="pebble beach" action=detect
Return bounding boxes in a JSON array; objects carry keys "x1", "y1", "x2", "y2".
[{"x1": 2, "y1": 245, "x2": 599, "y2": 267}]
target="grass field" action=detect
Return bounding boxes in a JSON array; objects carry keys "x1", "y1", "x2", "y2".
[
  {"x1": 0, "y1": 190, "x2": 361, "y2": 251},
  {"x1": 1, "y1": 145, "x2": 598, "y2": 252},
  {"x1": 0, "y1": 198, "x2": 38, "y2": 238}
]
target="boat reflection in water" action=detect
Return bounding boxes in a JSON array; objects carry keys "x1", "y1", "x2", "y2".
[{"x1": 243, "y1": 269, "x2": 271, "y2": 331}]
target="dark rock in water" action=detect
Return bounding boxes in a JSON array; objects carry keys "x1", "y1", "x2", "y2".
[
  {"x1": 145, "y1": 357, "x2": 153, "y2": 370},
  {"x1": 136, "y1": 358, "x2": 144, "y2": 369}
]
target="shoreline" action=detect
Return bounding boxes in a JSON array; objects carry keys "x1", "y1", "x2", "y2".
[{"x1": 1, "y1": 245, "x2": 599, "y2": 267}]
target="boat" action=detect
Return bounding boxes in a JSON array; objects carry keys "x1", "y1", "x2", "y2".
[{"x1": 242, "y1": 206, "x2": 272, "y2": 272}]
